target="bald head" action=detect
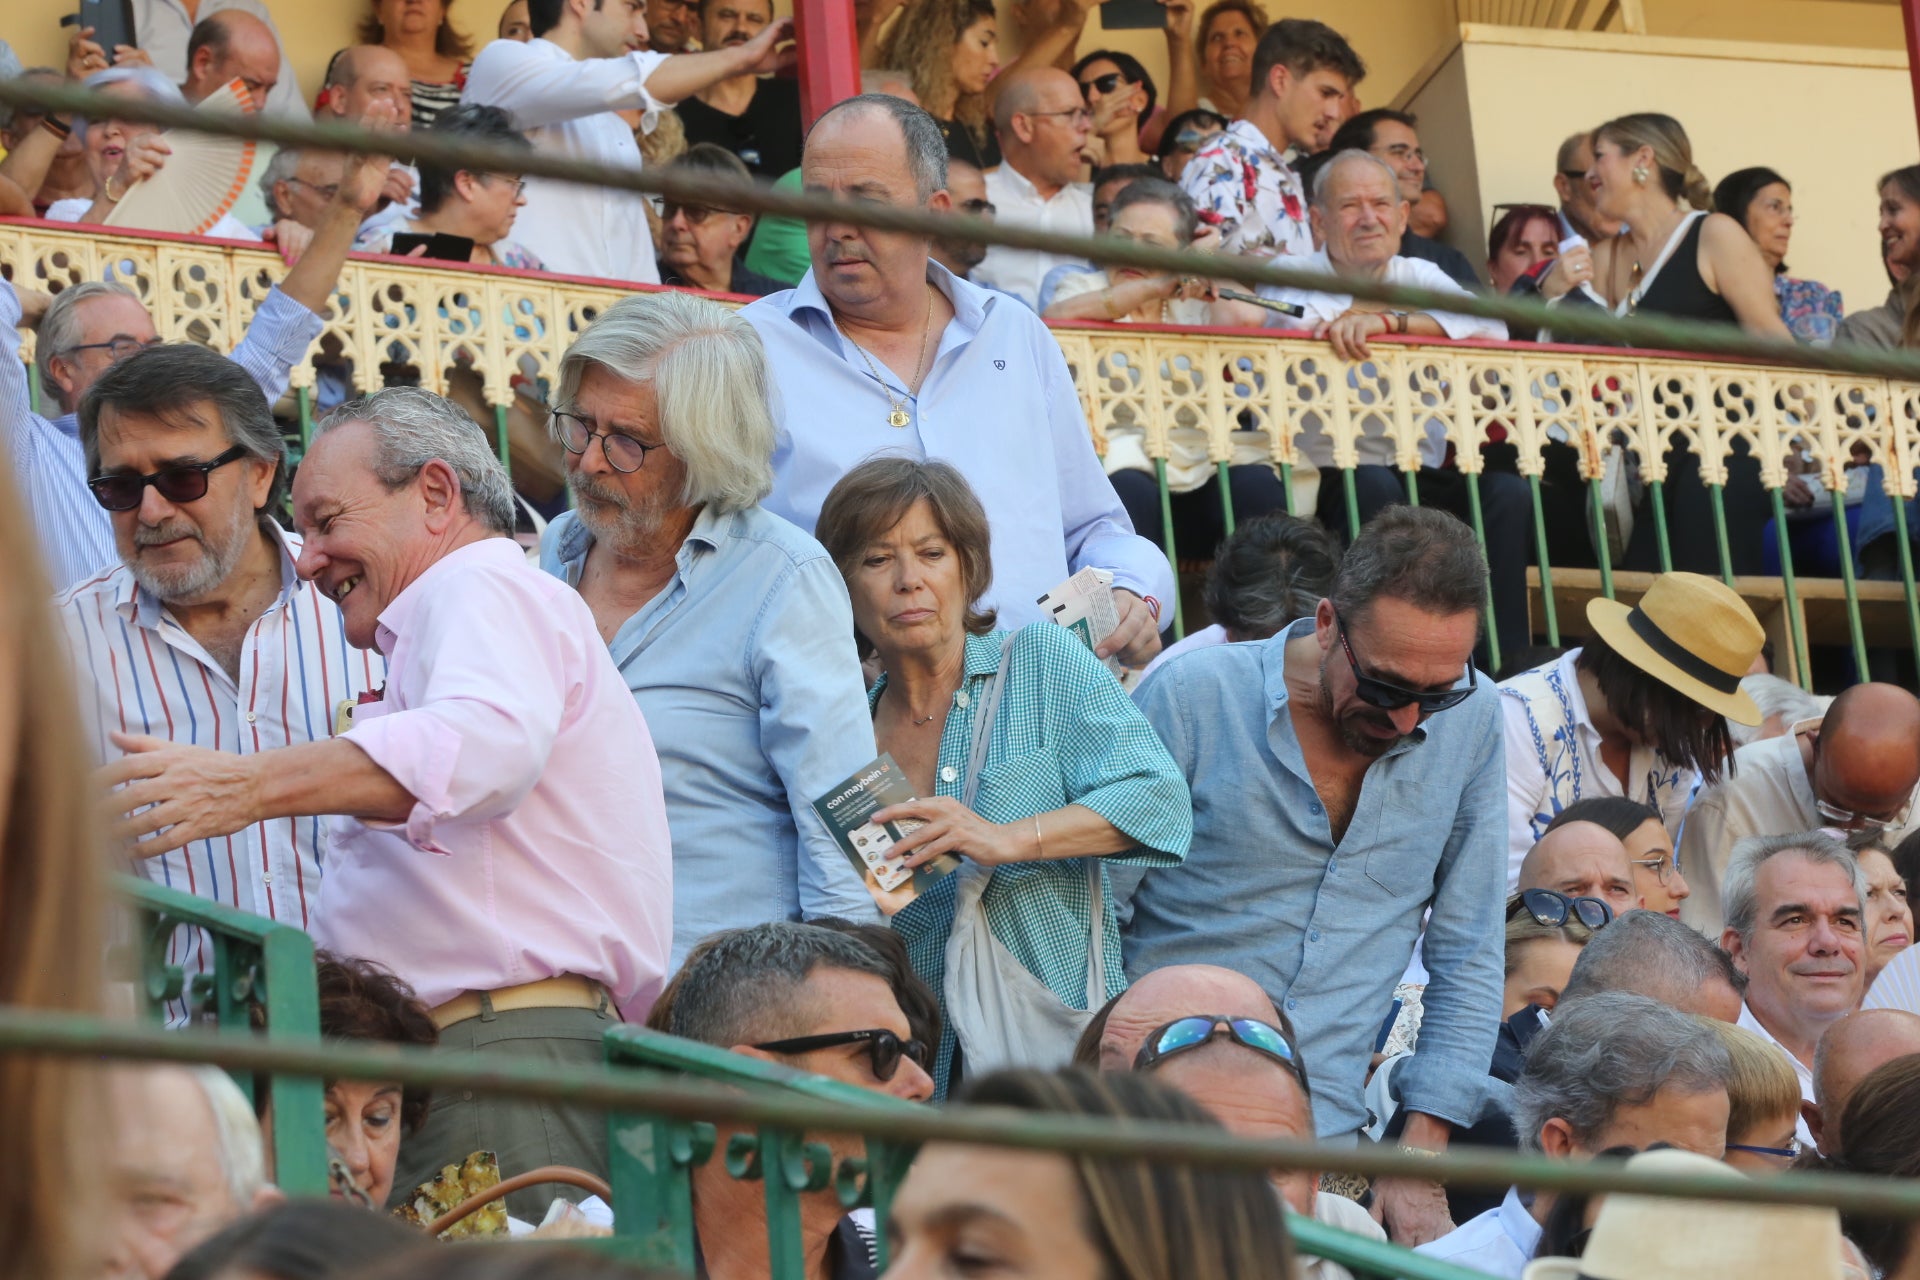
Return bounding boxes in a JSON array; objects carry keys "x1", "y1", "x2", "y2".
[
  {"x1": 1807, "y1": 1008, "x2": 1920, "y2": 1156},
  {"x1": 1519, "y1": 820, "x2": 1638, "y2": 918},
  {"x1": 1150, "y1": 1036, "x2": 1318, "y2": 1214},
  {"x1": 993, "y1": 68, "x2": 1088, "y2": 191},
  {"x1": 320, "y1": 45, "x2": 412, "y2": 127},
  {"x1": 184, "y1": 10, "x2": 280, "y2": 108},
  {"x1": 1094, "y1": 964, "x2": 1280, "y2": 1072},
  {"x1": 1813, "y1": 683, "x2": 1920, "y2": 824}
]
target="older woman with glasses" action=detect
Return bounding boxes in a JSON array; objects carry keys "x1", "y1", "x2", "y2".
[
  {"x1": 355, "y1": 104, "x2": 541, "y2": 268},
  {"x1": 816, "y1": 458, "x2": 1192, "y2": 1097}
]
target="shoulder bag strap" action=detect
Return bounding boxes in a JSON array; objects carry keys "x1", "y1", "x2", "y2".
[{"x1": 960, "y1": 634, "x2": 1016, "y2": 811}]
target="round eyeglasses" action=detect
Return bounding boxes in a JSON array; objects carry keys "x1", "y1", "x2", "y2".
[{"x1": 552, "y1": 410, "x2": 664, "y2": 474}]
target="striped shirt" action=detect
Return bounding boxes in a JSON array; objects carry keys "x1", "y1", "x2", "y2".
[
  {"x1": 0, "y1": 280, "x2": 323, "y2": 595},
  {"x1": 57, "y1": 522, "x2": 384, "y2": 1016}
]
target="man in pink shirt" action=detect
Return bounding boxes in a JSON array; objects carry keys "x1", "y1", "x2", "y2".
[{"x1": 102, "y1": 386, "x2": 672, "y2": 1215}]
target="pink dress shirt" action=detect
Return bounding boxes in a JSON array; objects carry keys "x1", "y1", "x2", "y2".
[{"x1": 312, "y1": 537, "x2": 673, "y2": 1022}]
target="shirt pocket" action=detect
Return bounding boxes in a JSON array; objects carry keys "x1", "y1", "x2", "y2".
[
  {"x1": 970, "y1": 748, "x2": 1067, "y2": 822},
  {"x1": 1361, "y1": 784, "x2": 1451, "y2": 899}
]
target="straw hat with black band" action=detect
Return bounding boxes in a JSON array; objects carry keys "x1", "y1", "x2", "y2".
[{"x1": 1585, "y1": 572, "x2": 1765, "y2": 729}]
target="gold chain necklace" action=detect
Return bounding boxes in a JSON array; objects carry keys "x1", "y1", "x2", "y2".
[{"x1": 838, "y1": 286, "x2": 935, "y2": 429}]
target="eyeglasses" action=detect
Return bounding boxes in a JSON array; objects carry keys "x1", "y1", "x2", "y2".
[
  {"x1": 753, "y1": 1029, "x2": 929, "y2": 1082},
  {"x1": 1726, "y1": 1137, "x2": 1803, "y2": 1162},
  {"x1": 1134, "y1": 1016, "x2": 1307, "y2": 1091},
  {"x1": 88, "y1": 444, "x2": 250, "y2": 512},
  {"x1": 1078, "y1": 72, "x2": 1132, "y2": 98},
  {"x1": 956, "y1": 198, "x2": 996, "y2": 216},
  {"x1": 1629, "y1": 852, "x2": 1682, "y2": 885},
  {"x1": 648, "y1": 196, "x2": 732, "y2": 224},
  {"x1": 1026, "y1": 107, "x2": 1093, "y2": 127},
  {"x1": 552, "y1": 410, "x2": 665, "y2": 474},
  {"x1": 285, "y1": 175, "x2": 342, "y2": 202},
  {"x1": 60, "y1": 334, "x2": 162, "y2": 363},
  {"x1": 1508, "y1": 887, "x2": 1614, "y2": 931},
  {"x1": 1333, "y1": 610, "x2": 1477, "y2": 715},
  {"x1": 478, "y1": 173, "x2": 528, "y2": 197},
  {"x1": 1815, "y1": 792, "x2": 1916, "y2": 833}
]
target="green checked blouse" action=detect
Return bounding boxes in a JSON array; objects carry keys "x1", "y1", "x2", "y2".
[{"x1": 870, "y1": 622, "x2": 1193, "y2": 1097}]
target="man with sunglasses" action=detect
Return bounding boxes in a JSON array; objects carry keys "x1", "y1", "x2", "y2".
[
  {"x1": 1680, "y1": 682, "x2": 1920, "y2": 936},
  {"x1": 1118, "y1": 506, "x2": 1505, "y2": 1247},
  {"x1": 973, "y1": 68, "x2": 1095, "y2": 310},
  {"x1": 655, "y1": 144, "x2": 789, "y2": 297}
]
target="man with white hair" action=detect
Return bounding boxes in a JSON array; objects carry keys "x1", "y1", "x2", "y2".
[
  {"x1": 1720, "y1": 831, "x2": 1869, "y2": 1144},
  {"x1": 541, "y1": 292, "x2": 880, "y2": 964},
  {"x1": 99, "y1": 386, "x2": 673, "y2": 1214},
  {"x1": 103, "y1": 1064, "x2": 278, "y2": 1280}
]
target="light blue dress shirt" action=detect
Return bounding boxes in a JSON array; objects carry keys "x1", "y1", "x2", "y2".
[
  {"x1": 1114, "y1": 619, "x2": 1507, "y2": 1138},
  {"x1": 541, "y1": 503, "x2": 881, "y2": 966},
  {"x1": 1413, "y1": 1187, "x2": 1540, "y2": 1278},
  {"x1": 1, "y1": 280, "x2": 322, "y2": 594},
  {"x1": 740, "y1": 262, "x2": 1175, "y2": 629}
]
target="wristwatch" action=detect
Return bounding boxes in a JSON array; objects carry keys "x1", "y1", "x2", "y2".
[{"x1": 1385, "y1": 311, "x2": 1411, "y2": 335}]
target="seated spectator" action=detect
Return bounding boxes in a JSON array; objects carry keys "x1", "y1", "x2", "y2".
[
  {"x1": 648, "y1": 0, "x2": 700, "y2": 53},
  {"x1": 355, "y1": 0, "x2": 473, "y2": 129},
  {"x1": 878, "y1": 0, "x2": 1002, "y2": 170},
  {"x1": 354, "y1": 103, "x2": 542, "y2": 268},
  {"x1": 1727, "y1": 672, "x2": 1830, "y2": 749},
  {"x1": 1072, "y1": 961, "x2": 1284, "y2": 1071},
  {"x1": 1142, "y1": 512, "x2": 1339, "y2": 676},
  {"x1": 1549, "y1": 796, "x2": 1691, "y2": 919},
  {"x1": 1706, "y1": 1019, "x2": 1806, "y2": 1173},
  {"x1": 1415, "y1": 993, "x2": 1732, "y2": 1279},
  {"x1": 1154, "y1": 105, "x2": 1226, "y2": 184},
  {"x1": 654, "y1": 144, "x2": 789, "y2": 296},
  {"x1": 1516, "y1": 820, "x2": 1638, "y2": 919},
  {"x1": 1189, "y1": 0, "x2": 1268, "y2": 120},
  {"x1": 180, "y1": 12, "x2": 281, "y2": 111},
  {"x1": 665, "y1": 922, "x2": 934, "y2": 1279},
  {"x1": 0, "y1": 64, "x2": 92, "y2": 217},
  {"x1": 256, "y1": 145, "x2": 348, "y2": 259},
  {"x1": 1720, "y1": 832, "x2": 1868, "y2": 1143},
  {"x1": 1074, "y1": 50, "x2": 1155, "y2": 168},
  {"x1": 105, "y1": 1064, "x2": 280, "y2": 1280},
  {"x1": 1826, "y1": 1056, "x2": 1920, "y2": 1279},
  {"x1": 1680, "y1": 683, "x2": 1920, "y2": 936},
  {"x1": 1861, "y1": 878, "x2": 1920, "y2": 1016},
  {"x1": 540, "y1": 293, "x2": 880, "y2": 964},
  {"x1": 809, "y1": 917, "x2": 943, "y2": 1052},
  {"x1": 1836, "y1": 165, "x2": 1920, "y2": 348},
  {"x1": 815, "y1": 457, "x2": 1191, "y2": 1093},
  {"x1": 888, "y1": 1068, "x2": 1298, "y2": 1280},
  {"x1": 1803, "y1": 1007, "x2": 1920, "y2": 1157},
  {"x1": 1044, "y1": 179, "x2": 1220, "y2": 326},
  {"x1": 500, "y1": 0, "x2": 533, "y2": 41},
  {"x1": 1847, "y1": 831, "x2": 1915, "y2": 989},
  {"x1": 973, "y1": 68, "x2": 1093, "y2": 310},
  {"x1": 47, "y1": 66, "x2": 259, "y2": 240},
  {"x1": 315, "y1": 45, "x2": 418, "y2": 218},
  {"x1": 163, "y1": 1198, "x2": 427, "y2": 1280},
  {"x1": 1714, "y1": 166, "x2": 1843, "y2": 343},
  {"x1": 1501, "y1": 573, "x2": 1762, "y2": 890},
  {"x1": 1556, "y1": 907, "x2": 1746, "y2": 1022},
  {"x1": 1503, "y1": 898, "x2": 1595, "y2": 1024},
  {"x1": 310, "y1": 954, "x2": 439, "y2": 1208},
  {"x1": 1031, "y1": 163, "x2": 1161, "y2": 312},
  {"x1": 1324, "y1": 109, "x2": 1479, "y2": 287},
  {"x1": 929, "y1": 157, "x2": 992, "y2": 282},
  {"x1": 675, "y1": 0, "x2": 800, "y2": 178},
  {"x1": 1486, "y1": 202, "x2": 1559, "y2": 295}
]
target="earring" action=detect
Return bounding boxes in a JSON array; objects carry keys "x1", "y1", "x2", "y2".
[{"x1": 1632, "y1": 165, "x2": 1649, "y2": 185}]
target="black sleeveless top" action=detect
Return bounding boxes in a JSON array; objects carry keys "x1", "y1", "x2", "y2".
[{"x1": 1559, "y1": 213, "x2": 1736, "y2": 349}]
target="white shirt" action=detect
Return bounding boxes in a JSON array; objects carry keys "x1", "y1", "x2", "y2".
[
  {"x1": 1302, "y1": 1190, "x2": 1387, "y2": 1280},
  {"x1": 1867, "y1": 942, "x2": 1920, "y2": 1015},
  {"x1": 1738, "y1": 1001, "x2": 1817, "y2": 1146},
  {"x1": 1257, "y1": 251, "x2": 1506, "y2": 470},
  {"x1": 461, "y1": 37, "x2": 669, "y2": 285},
  {"x1": 1142, "y1": 623, "x2": 1228, "y2": 678},
  {"x1": 1413, "y1": 1187, "x2": 1540, "y2": 1278},
  {"x1": 974, "y1": 165, "x2": 1093, "y2": 310},
  {"x1": 130, "y1": 0, "x2": 310, "y2": 122}
]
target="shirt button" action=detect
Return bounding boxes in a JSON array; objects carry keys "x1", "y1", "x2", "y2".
[
  {"x1": 1310, "y1": 930, "x2": 1320, "y2": 942},
  {"x1": 940, "y1": 766, "x2": 957, "y2": 784},
  {"x1": 262, "y1": 873, "x2": 272, "y2": 884},
  {"x1": 245, "y1": 712, "x2": 256, "y2": 724},
  {"x1": 1287, "y1": 998, "x2": 1298, "y2": 1011},
  {"x1": 954, "y1": 691, "x2": 971, "y2": 709},
  {"x1": 1309, "y1": 801, "x2": 1322, "y2": 815}
]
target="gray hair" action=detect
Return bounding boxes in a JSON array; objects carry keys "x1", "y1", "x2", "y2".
[
  {"x1": 1310, "y1": 148, "x2": 1404, "y2": 209},
  {"x1": 315, "y1": 387, "x2": 516, "y2": 535},
  {"x1": 74, "y1": 65, "x2": 187, "y2": 144},
  {"x1": 556, "y1": 293, "x2": 775, "y2": 514},
  {"x1": 809, "y1": 93, "x2": 948, "y2": 201},
  {"x1": 258, "y1": 146, "x2": 303, "y2": 221},
  {"x1": 669, "y1": 921, "x2": 894, "y2": 1048},
  {"x1": 189, "y1": 1065, "x2": 268, "y2": 1207},
  {"x1": 1727, "y1": 674, "x2": 1831, "y2": 748},
  {"x1": 1108, "y1": 177, "x2": 1198, "y2": 244},
  {"x1": 1203, "y1": 512, "x2": 1339, "y2": 639},
  {"x1": 37, "y1": 280, "x2": 143, "y2": 409},
  {"x1": 1723, "y1": 831, "x2": 1868, "y2": 943},
  {"x1": 1511, "y1": 992, "x2": 1733, "y2": 1153},
  {"x1": 1559, "y1": 908, "x2": 1747, "y2": 1011}
]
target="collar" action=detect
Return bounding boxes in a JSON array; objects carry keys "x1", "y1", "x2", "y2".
[
  {"x1": 787, "y1": 259, "x2": 991, "y2": 353},
  {"x1": 550, "y1": 503, "x2": 728, "y2": 576},
  {"x1": 373, "y1": 535, "x2": 522, "y2": 656},
  {"x1": 992, "y1": 162, "x2": 1075, "y2": 206},
  {"x1": 962, "y1": 628, "x2": 1008, "y2": 678},
  {"x1": 528, "y1": 36, "x2": 572, "y2": 61},
  {"x1": 1498, "y1": 1186, "x2": 1542, "y2": 1251},
  {"x1": 51, "y1": 409, "x2": 81, "y2": 440},
  {"x1": 115, "y1": 519, "x2": 304, "y2": 628},
  {"x1": 1223, "y1": 117, "x2": 1281, "y2": 158},
  {"x1": 1263, "y1": 617, "x2": 1431, "y2": 752}
]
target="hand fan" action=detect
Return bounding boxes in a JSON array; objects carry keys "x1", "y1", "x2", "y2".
[{"x1": 103, "y1": 78, "x2": 258, "y2": 236}]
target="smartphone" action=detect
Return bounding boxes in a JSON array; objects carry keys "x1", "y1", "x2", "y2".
[
  {"x1": 1100, "y1": 0, "x2": 1165, "y2": 29},
  {"x1": 61, "y1": 0, "x2": 137, "y2": 61},
  {"x1": 389, "y1": 232, "x2": 476, "y2": 263}
]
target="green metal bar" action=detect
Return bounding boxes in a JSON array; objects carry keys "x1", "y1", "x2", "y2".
[
  {"x1": 1404, "y1": 467, "x2": 1420, "y2": 507},
  {"x1": 1587, "y1": 476, "x2": 1615, "y2": 601},
  {"x1": 1528, "y1": 474, "x2": 1560, "y2": 647},
  {"x1": 1154, "y1": 458, "x2": 1184, "y2": 640},
  {"x1": 27, "y1": 358, "x2": 43, "y2": 416},
  {"x1": 1768, "y1": 489, "x2": 1813, "y2": 692},
  {"x1": 1831, "y1": 494, "x2": 1871, "y2": 684},
  {"x1": 1894, "y1": 497, "x2": 1920, "y2": 672},
  {"x1": 1288, "y1": 1215, "x2": 1490, "y2": 1280},
  {"x1": 1278, "y1": 461, "x2": 1295, "y2": 516},
  {"x1": 1708, "y1": 482, "x2": 1735, "y2": 588},
  {"x1": 1342, "y1": 465, "x2": 1360, "y2": 542},
  {"x1": 1215, "y1": 459, "x2": 1236, "y2": 538},
  {"x1": 1649, "y1": 479, "x2": 1672, "y2": 573},
  {"x1": 756, "y1": 1129, "x2": 814, "y2": 1280},
  {"x1": 493, "y1": 402, "x2": 512, "y2": 474},
  {"x1": 1464, "y1": 471, "x2": 1502, "y2": 674},
  {"x1": 296, "y1": 384, "x2": 314, "y2": 453}
]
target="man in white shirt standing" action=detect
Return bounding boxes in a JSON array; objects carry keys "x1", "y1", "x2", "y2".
[
  {"x1": 973, "y1": 68, "x2": 1093, "y2": 310},
  {"x1": 461, "y1": 0, "x2": 792, "y2": 285}
]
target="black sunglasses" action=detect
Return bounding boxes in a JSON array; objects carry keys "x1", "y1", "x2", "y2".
[
  {"x1": 1508, "y1": 887, "x2": 1614, "y2": 931},
  {"x1": 1334, "y1": 610, "x2": 1477, "y2": 715},
  {"x1": 1134, "y1": 1016, "x2": 1307, "y2": 1092},
  {"x1": 753, "y1": 1028, "x2": 928, "y2": 1082},
  {"x1": 957, "y1": 197, "x2": 997, "y2": 216},
  {"x1": 88, "y1": 444, "x2": 250, "y2": 512},
  {"x1": 1079, "y1": 71, "x2": 1131, "y2": 98}
]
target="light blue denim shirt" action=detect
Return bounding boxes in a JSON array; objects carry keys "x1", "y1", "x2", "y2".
[
  {"x1": 541, "y1": 504, "x2": 881, "y2": 965},
  {"x1": 1114, "y1": 619, "x2": 1506, "y2": 1138}
]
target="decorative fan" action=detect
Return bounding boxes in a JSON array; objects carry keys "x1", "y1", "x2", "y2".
[{"x1": 103, "y1": 79, "x2": 258, "y2": 237}]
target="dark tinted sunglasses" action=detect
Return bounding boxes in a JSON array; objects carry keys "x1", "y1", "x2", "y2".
[
  {"x1": 1508, "y1": 887, "x2": 1614, "y2": 931},
  {"x1": 1079, "y1": 72, "x2": 1132, "y2": 98},
  {"x1": 1334, "y1": 610, "x2": 1477, "y2": 715},
  {"x1": 752, "y1": 1028, "x2": 928, "y2": 1082},
  {"x1": 1135, "y1": 1016, "x2": 1306, "y2": 1091},
  {"x1": 88, "y1": 444, "x2": 250, "y2": 512}
]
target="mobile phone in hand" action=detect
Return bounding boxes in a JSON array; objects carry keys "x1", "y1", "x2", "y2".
[
  {"x1": 63, "y1": 0, "x2": 137, "y2": 61},
  {"x1": 389, "y1": 232, "x2": 476, "y2": 263},
  {"x1": 1100, "y1": 0, "x2": 1166, "y2": 29}
]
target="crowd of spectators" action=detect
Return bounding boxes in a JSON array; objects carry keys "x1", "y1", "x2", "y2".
[{"x1": 10, "y1": 3, "x2": 1920, "y2": 1280}]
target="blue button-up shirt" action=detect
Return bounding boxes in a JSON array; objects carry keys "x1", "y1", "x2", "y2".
[
  {"x1": 1114, "y1": 620, "x2": 1506, "y2": 1138},
  {"x1": 541, "y1": 503, "x2": 880, "y2": 965},
  {"x1": 740, "y1": 262, "x2": 1174, "y2": 629}
]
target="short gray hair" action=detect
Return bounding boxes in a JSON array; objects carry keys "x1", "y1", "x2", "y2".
[
  {"x1": 1310, "y1": 148, "x2": 1403, "y2": 209},
  {"x1": 1559, "y1": 908, "x2": 1746, "y2": 1010},
  {"x1": 189, "y1": 1065, "x2": 268, "y2": 1207},
  {"x1": 1723, "y1": 831, "x2": 1867, "y2": 942},
  {"x1": 669, "y1": 921, "x2": 894, "y2": 1048},
  {"x1": 1108, "y1": 177, "x2": 1199, "y2": 244},
  {"x1": 38, "y1": 280, "x2": 143, "y2": 409},
  {"x1": 1512, "y1": 992, "x2": 1732, "y2": 1153},
  {"x1": 258, "y1": 146, "x2": 304, "y2": 221},
  {"x1": 809, "y1": 93, "x2": 948, "y2": 201},
  {"x1": 74, "y1": 65, "x2": 187, "y2": 144},
  {"x1": 556, "y1": 295, "x2": 776, "y2": 514},
  {"x1": 315, "y1": 387, "x2": 516, "y2": 534},
  {"x1": 1727, "y1": 674, "x2": 1831, "y2": 748}
]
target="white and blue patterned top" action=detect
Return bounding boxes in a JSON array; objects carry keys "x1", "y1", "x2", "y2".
[{"x1": 1497, "y1": 648, "x2": 1694, "y2": 891}]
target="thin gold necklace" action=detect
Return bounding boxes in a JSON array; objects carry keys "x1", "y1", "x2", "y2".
[{"x1": 839, "y1": 285, "x2": 935, "y2": 428}]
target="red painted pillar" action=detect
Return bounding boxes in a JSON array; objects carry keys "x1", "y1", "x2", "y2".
[
  {"x1": 1905, "y1": 0, "x2": 1920, "y2": 146},
  {"x1": 793, "y1": 0, "x2": 862, "y2": 131}
]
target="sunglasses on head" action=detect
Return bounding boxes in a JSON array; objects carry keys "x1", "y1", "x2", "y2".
[
  {"x1": 1508, "y1": 887, "x2": 1614, "y2": 930},
  {"x1": 752, "y1": 1028, "x2": 928, "y2": 1082},
  {"x1": 88, "y1": 444, "x2": 251, "y2": 512},
  {"x1": 1134, "y1": 1015, "x2": 1307, "y2": 1091},
  {"x1": 1333, "y1": 609, "x2": 1477, "y2": 715},
  {"x1": 1079, "y1": 72, "x2": 1132, "y2": 98}
]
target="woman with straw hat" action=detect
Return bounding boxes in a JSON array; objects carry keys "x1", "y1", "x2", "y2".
[{"x1": 1498, "y1": 571, "x2": 1765, "y2": 888}]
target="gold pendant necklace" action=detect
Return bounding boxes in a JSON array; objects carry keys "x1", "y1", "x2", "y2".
[{"x1": 839, "y1": 286, "x2": 935, "y2": 429}]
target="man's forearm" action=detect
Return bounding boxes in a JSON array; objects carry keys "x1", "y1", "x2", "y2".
[
  {"x1": 640, "y1": 44, "x2": 762, "y2": 105},
  {"x1": 0, "y1": 123, "x2": 61, "y2": 217},
  {"x1": 249, "y1": 737, "x2": 415, "y2": 825},
  {"x1": 1401, "y1": 1111, "x2": 1453, "y2": 1151}
]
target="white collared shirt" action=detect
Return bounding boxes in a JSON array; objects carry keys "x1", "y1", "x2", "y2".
[
  {"x1": 1413, "y1": 1187, "x2": 1540, "y2": 1279},
  {"x1": 974, "y1": 165, "x2": 1093, "y2": 310},
  {"x1": 461, "y1": 37, "x2": 670, "y2": 284},
  {"x1": 1738, "y1": 1002, "x2": 1818, "y2": 1146}
]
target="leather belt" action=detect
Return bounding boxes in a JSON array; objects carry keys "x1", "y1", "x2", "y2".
[{"x1": 430, "y1": 974, "x2": 611, "y2": 1031}]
